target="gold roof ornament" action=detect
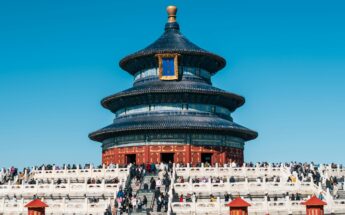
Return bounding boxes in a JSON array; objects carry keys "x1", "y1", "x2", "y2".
[{"x1": 167, "y1": 5, "x2": 177, "y2": 23}]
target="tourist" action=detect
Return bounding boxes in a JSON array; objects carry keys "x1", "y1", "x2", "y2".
[
  {"x1": 150, "y1": 177, "x2": 156, "y2": 190},
  {"x1": 168, "y1": 161, "x2": 173, "y2": 172},
  {"x1": 143, "y1": 182, "x2": 149, "y2": 190},
  {"x1": 296, "y1": 193, "x2": 301, "y2": 201},
  {"x1": 164, "y1": 176, "x2": 171, "y2": 192},
  {"x1": 291, "y1": 193, "x2": 295, "y2": 201},
  {"x1": 146, "y1": 163, "x2": 151, "y2": 173},
  {"x1": 224, "y1": 192, "x2": 230, "y2": 202},
  {"x1": 150, "y1": 163, "x2": 156, "y2": 174},
  {"x1": 131, "y1": 195, "x2": 137, "y2": 211},
  {"x1": 156, "y1": 178, "x2": 162, "y2": 190},
  {"x1": 157, "y1": 193, "x2": 163, "y2": 212},
  {"x1": 191, "y1": 192, "x2": 196, "y2": 203},
  {"x1": 210, "y1": 194, "x2": 216, "y2": 202},
  {"x1": 164, "y1": 193, "x2": 169, "y2": 212},
  {"x1": 179, "y1": 194, "x2": 184, "y2": 202},
  {"x1": 142, "y1": 195, "x2": 148, "y2": 209},
  {"x1": 154, "y1": 188, "x2": 161, "y2": 204}
]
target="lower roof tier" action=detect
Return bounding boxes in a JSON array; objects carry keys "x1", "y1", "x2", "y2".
[
  {"x1": 89, "y1": 114, "x2": 258, "y2": 142},
  {"x1": 101, "y1": 132, "x2": 246, "y2": 151},
  {"x1": 101, "y1": 80, "x2": 245, "y2": 113}
]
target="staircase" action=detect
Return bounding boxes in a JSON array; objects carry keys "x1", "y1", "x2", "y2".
[{"x1": 131, "y1": 173, "x2": 163, "y2": 215}]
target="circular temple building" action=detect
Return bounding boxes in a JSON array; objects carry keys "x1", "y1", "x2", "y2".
[{"x1": 89, "y1": 6, "x2": 258, "y2": 165}]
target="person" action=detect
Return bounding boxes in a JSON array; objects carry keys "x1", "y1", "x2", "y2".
[
  {"x1": 164, "y1": 177, "x2": 171, "y2": 193},
  {"x1": 154, "y1": 188, "x2": 161, "y2": 203},
  {"x1": 210, "y1": 194, "x2": 216, "y2": 202},
  {"x1": 150, "y1": 177, "x2": 156, "y2": 190},
  {"x1": 143, "y1": 182, "x2": 149, "y2": 190},
  {"x1": 142, "y1": 195, "x2": 148, "y2": 209},
  {"x1": 137, "y1": 197, "x2": 142, "y2": 210},
  {"x1": 224, "y1": 192, "x2": 230, "y2": 202},
  {"x1": 296, "y1": 193, "x2": 301, "y2": 201},
  {"x1": 117, "y1": 189, "x2": 124, "y2": 199},
  {"x1": 157, "y1": 194, "x2": 163, "y2": 212},
  {"x1": 146, "y1": 163, "x2": 151, "y2": 174},
  {"x1": 168, "y1": 161, "x2": 173, "y2": 172},
  {"x1": 131, "y1": 195, "x2": 137, "y2": 211},
  {"x1": 333, "y1": 183, "x2": 339, "y2": 198},
  {"x1": 151, "y1": 163, "x2": 156, "y2": 174},
  {"x1": 179, "y1": 194, "x2": 184, "y2": 202},
  {"x1": 273, "y1": 195, "x2": 278, "y2": 201},
  {"x1": 156, "y1": 178, "x2": 162, "y2": 190},
  {"x1": 191, "y1": 192, "x2": 196, "y2": 203},
  {"x1": 291, "y1": 193, "x2": 295, "y2": 201},
  {"x1": 164, "y1": 193, "x2": 169, "y2": 212},
  {"x1": 318, "y1": 192, "x2": 324, "y2": 200}
]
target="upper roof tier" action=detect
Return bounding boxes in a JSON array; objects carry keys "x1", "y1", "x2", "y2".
[{"x1": 119, "y1": 6, "x2": 226, "y2": 75}]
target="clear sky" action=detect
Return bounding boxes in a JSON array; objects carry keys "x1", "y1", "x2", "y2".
[{"x1": 1, "y1": 0, "x2": 345, "y2": 168}]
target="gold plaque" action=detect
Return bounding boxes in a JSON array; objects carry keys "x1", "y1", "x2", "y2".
[{"x1": 156, "y1": 53, "x2": 179, "y2": 80}]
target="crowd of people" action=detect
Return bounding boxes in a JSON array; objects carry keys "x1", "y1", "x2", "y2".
[
  {"x1": 172, "y1": 161, "x2": 345, "y2": 204},
  {"x1": 112, "y1": 164, "x2": 146, "y2": 214},
  {"x1": 114, "y1": 187, "x2": 148, "y2": 214},
  {"x1": 150, "y1": 170, "x2": 171, "y2": 212},
  {"x1": 112, "y1": 163, "x2": 173, "y2": 214},
  {"x1": 0, "y1": 167, "x2": 20, "y2": 185},
  {"x1": 1, "y1": 161, "x2": 345, "y2": 214}
]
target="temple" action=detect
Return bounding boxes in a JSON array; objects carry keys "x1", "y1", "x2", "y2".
[{"x1": 89, "y1": 6, "x2": 258, "y2": 165}]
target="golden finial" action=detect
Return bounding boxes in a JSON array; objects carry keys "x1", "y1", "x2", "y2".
[{"x1": 166, "y1": 5, "x2": 177, "y2": 23}]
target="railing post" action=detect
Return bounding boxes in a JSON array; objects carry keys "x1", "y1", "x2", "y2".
[
  {"x1": 35, "y1": 180, "x2": 39, "y2": 196},
  {"x1": 21, "y1": 197, "x2": 25, "y2": 213},
  {"x1": 1, "y1": 198, "x2": 4, "y2": 214},
  {"x1": 50, "y1": 178, "x2": 54, "y2": 194},
  {"x1": 264, "y1": 195, "x2": 269, "y2": 214},
  {"x1": 102, "y1": 179, "x2": 105, "y2": 190},
  {"x1": 217, "y1": 197, "x2": 221, "y2": 214},
  {"x1": 286, "y1": 195, "x2": 292, "y2": 214},
  {"x1": 85, "y1": 196, "x2": 88, "y2": 213},
  {"x1": 245, "y1": 177, "x2": 249, "y2": 194},
  {"x1": 61, "y1": 197, "x2": 65, "y2": 214},
  {"x1": 68, "y1": 178, "x2": 71, "y2": 194}
]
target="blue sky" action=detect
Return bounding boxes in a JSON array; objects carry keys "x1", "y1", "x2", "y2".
[{"x1": 1, "y1": 0, "x2": 345, "y2": 168}]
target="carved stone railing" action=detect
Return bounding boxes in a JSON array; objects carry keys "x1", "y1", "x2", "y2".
[
  {"x1": 174, "y1": 164, "x2": 290, "y2": 180},
  {"x1": 0, "y1": 198, "x2": 112, "y2": 214},
  {"x1": 171, "y1": 198, "x2": 342, "y2": 214},
  {"x1": 31, "y1": 165, "x2": 129, "y2": 181},
  {"x1": 0, "y1": 182, "x2": 121, "y2": 198},
  {"x1": 173, "y1": 181, "x2": 318, "y2": 196}
]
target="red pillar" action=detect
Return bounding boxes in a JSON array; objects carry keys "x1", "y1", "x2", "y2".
[
  {"x1": 226, "y1": 197, "x2": 251, "y2": 215},
  {"x1": 302, "y1": 195, "x2": 327, "y2": 215},
  {"x1": 144, "y1": 145, "x2": 150, "y2": 164},
  {"x1": 25, "y1": 199, "x2": 48, "y2": 215},
  {"x1": 185, "y1": 144, "x2": 191, "y2": 164}
]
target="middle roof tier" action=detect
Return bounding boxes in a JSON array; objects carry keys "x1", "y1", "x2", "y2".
[{"x1": 102, "y1": 79, "x2": 245, "y2": 113}]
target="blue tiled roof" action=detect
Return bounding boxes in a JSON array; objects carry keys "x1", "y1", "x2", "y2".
[
  {"x1": 101, "y1": 80, "x2": 244, "y2": 112},
  {"x1": 119, "y1": 22, "x2": 226, "y2": 74},
  {"x1": 89, "y1": 114, "x2": 258, "y2": 142}
]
